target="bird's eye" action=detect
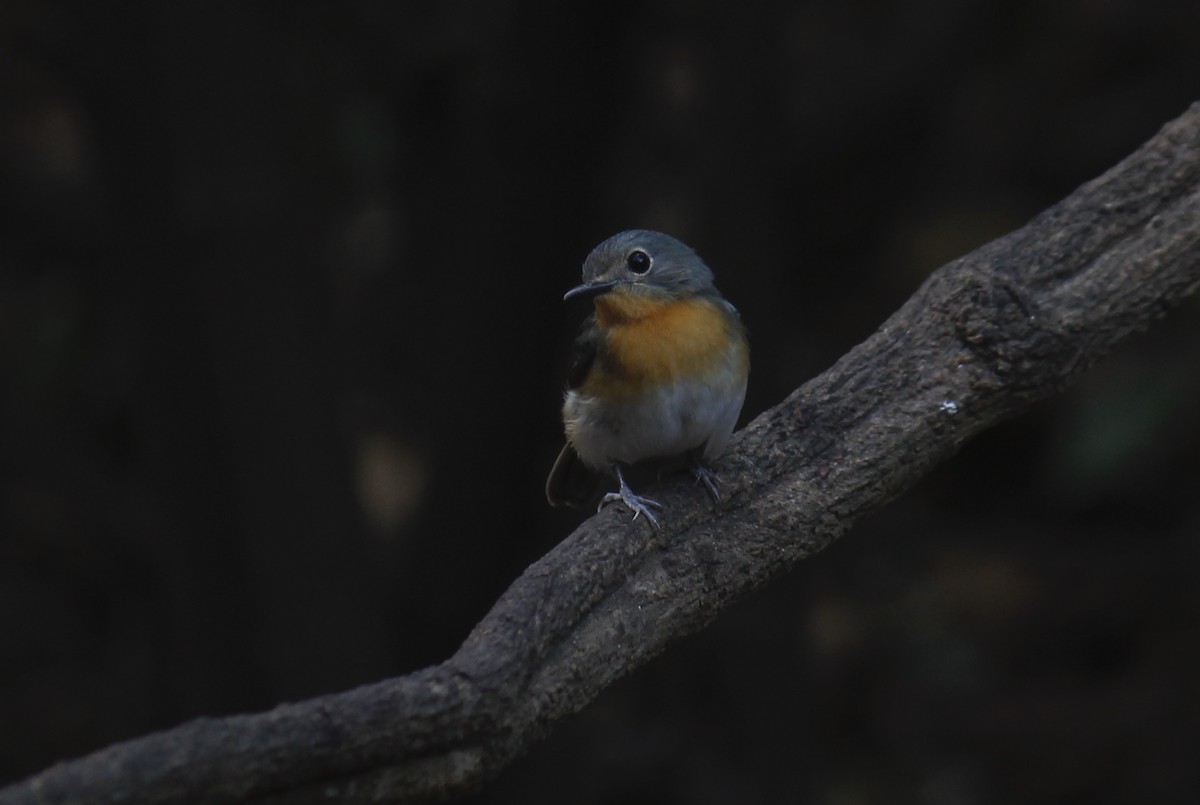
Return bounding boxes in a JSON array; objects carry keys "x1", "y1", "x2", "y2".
[{"x1": 626, "y1": 249, "x2": 652, "y2": 275}]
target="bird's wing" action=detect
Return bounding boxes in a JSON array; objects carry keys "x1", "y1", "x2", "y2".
[
  {"x1": 547, "y1": 314, "x2": 603, "y2": 507},
  {"x1": 566, "y1": 313, "x2": 599, "y2": 390}
]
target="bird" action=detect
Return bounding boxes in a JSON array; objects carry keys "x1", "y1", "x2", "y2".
[{"x1": 546, "y1": 230, "x2": 749, "y2": 528}]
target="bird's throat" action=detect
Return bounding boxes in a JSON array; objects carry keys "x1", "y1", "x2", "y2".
[
  {"x1": 593, "y1": 289, "x2": 675, "y2": 327},
  {"x1": 588, "y1": 295, "x2": 745, "y2": 391}
]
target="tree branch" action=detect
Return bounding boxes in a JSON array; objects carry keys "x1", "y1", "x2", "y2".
[{"x1": 6, "y1": 102, "x2": 1200, "y2": 804}]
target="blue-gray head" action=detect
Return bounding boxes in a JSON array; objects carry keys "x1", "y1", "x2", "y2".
[{"x1": 564, "y1": 230, "x2": 717, "y2": 302}]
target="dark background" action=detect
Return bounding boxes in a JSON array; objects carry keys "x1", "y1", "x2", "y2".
[{"x1": 3, "y1": 1, "x2": 1200, "y2": 802}]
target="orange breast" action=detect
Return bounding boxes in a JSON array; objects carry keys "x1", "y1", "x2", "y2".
[{"x1": 585, "y1": 293, "x2": 745, "y2": 398}]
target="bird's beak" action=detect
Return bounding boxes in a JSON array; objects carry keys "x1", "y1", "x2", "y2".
[{"x1": 563, "y1": 279, "x2": 621, "y2": 302}]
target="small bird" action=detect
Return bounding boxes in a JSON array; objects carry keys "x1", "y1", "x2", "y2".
[{"x1": 546, "y1": 230, "x2": 749, "y2": 528}]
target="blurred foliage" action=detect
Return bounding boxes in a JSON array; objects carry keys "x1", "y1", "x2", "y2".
[{"x1": 1, "y1": 1, "x2": 1199, "y2": 803}]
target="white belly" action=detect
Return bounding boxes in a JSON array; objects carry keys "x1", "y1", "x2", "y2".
[{"x1": 563, "y1": 375, "x2": 746, "y2": 470}]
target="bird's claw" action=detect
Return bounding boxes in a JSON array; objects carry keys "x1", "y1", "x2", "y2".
[
  {"x1": 691, "y1": 465, "x2": 721, "y2": 503},
  {"x1": 599, "y1": 490, "x2": 662, "y2": 529},
  {"x1": 600, "y1": 466, "x2": 663, "y2": 529}
]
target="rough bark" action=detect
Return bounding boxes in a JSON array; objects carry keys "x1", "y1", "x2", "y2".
[{"x1": 4, "y1": 102, "x2": 1199, "y2": 804}]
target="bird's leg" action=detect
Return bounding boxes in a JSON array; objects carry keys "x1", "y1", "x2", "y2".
[
  {"x1": 691, "y1": 462, "x2": 722, "y2": 503},
  {"x1": 599, "y1": 464, "x2": 663, "y2": 528}
]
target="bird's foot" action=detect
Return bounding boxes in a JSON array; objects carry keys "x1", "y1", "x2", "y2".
[
  {"x1": 599, "y1": 490, "x2": 663, "y2": 528},
  {"x1": 599, "y1": 466, "x2": 663, "y2": 529},
  {"x1": 691, "y1": 464, "x2": 721, "y2": 503}
]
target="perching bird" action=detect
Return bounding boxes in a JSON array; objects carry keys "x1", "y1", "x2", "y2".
[{"x1": 546, "y1": 230, "x2": 749, "y2": 528}]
